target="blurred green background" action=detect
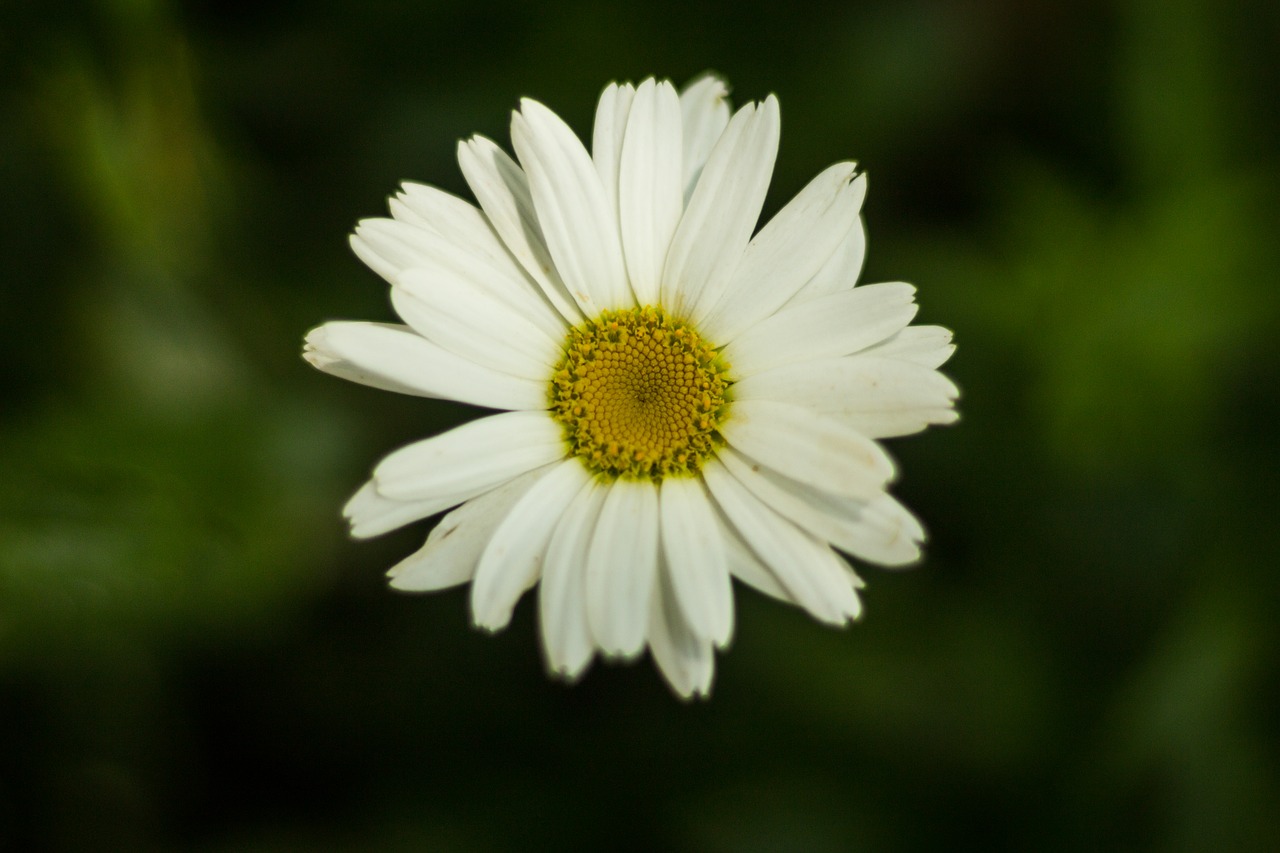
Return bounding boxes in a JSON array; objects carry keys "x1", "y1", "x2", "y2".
[{"x1": 3, "y1": 0, "x2": 1278, "y2": 850}]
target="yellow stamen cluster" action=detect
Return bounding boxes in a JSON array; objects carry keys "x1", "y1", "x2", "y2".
[{"x1": 550, "y1": 306, "x2": 731, "y2": 480}]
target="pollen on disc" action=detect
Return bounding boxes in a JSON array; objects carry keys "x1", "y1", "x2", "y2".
[{"x1": 549, "y1": 306, "x2": 731, "y2": 480}]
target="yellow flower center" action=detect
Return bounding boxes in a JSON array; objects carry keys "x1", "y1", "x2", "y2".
[{"x1": 550, "y1": 306, "x2": 731, "y2": 480}]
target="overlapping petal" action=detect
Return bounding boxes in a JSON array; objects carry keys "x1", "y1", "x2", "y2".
[
  {"x1": 616, "y1": 79, "x2": 683, "y2": 306},
  {"x1": 703, "y1": 462, "x2": 863, "y2": 626},
  {"x1": 372, "y1": 411, "x2": 565, "y2": 501},
  {"x1": 719, "y1": 399, "x2": 897, "y2": 500},
  {"x1": 470, "y1": 459, "x2": 591, "y2": 630},
  {"x1": 392, "y1": 269, "x2": 563, "y2": 380},
  {"x1": 586, "y1": 479, "x2": 660, "y2": 658},
  {"x1": 648, "y1": 559, "x2": 715, "y2": 699},
  {"x1": 700, "y1": 166, "x2": 867, "y2": 342},
  {"x1": 723, "y1": 282, "x2": 918, "y2": 377},
  {"x1": 592, "y1": 82, "x2": 636, "y2": 214},
  {"x1": 787, "y1": 212, "x2": 868, "y2": 305},
  {"x1": 661, "y1": 96, "x2": 780, "y2": 320},
  {"x1": 717, "y1": 447, "x2": 922, "y2": 566},
  {"x1": 539, "y1": 476, "x2": 608, "y2": 678},
  {"x1": 456, "y1": 135, "x2": 583, "y2": 323},
  {"x1": 387, "y1": 183, "x2": 570, "y2": 338},
  {"x1": 303, "y1": 322, "x2": 546, "y2": 410},
  {"x1": 344, "y1": 479, "x2": 487, "y2": 541},
  {"x1": 659, "y1": 477, "x2": 733, "y2": 646},
  {"x1": 678, "y1": 73, "x2": 732, "y2": 202},
  {"x1": 733, "y1": 355, "x2": 960, "y2": 438},
  {"x1": 350, "y1": 217, "x2": 556, "y2": 331},
  {"x1": 512, "y1": 99, "x2": 631, "y2": 314},
  {"x1": 861, "y1": 325, "x2": 956, "y2": 369},
  {"x1": 388, "y1": 464, "x2": 557, "y2": 591}
]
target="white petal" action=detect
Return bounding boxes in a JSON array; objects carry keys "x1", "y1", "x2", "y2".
[
  {"x1": 723, "y1": 282, "x2": 918, "y2": 378},
  {"x1": 788, "y1": 215, "x2": 867, "y2": 304},
  {"x1": 720, "y1": 399, "x2": 896, "y2": 500},
  {"x1": 303, "y1": 322, "x2": 545, "y2": 410},
  {"x1": 861, "y1": 325, "x2": 956, "y2": 369},
  {"x1": 717, "y1": 447, "x2": 921, "y2": 566},
  {"x1": 703, "y1": 462, "x2": 862, "y2": 625},
  {"x1": 392, "y1": 268, "x2": 563, "y2": 381},
  {"x1": 388, "y1": 464, "x2": 555, "y2": 591},
  {"x1": 372, "y1": 411, "x2": 565, "y2": 501},
  {"x1": 710, "y1": 476, "x2": 867, "y2": 613},
  {"x1": 390, "y1": 182, "x2": 487, "y2": 241},
  {"x1": 511, "y1": 99, "x2": 631, "y2": 314},
  {"x1": 659, "y1": 477, "x2": 733, "y2": 646},
  {"x1": 469, "y1": 459, "x2": 589, "y2": 630},
  {"x1": 456, "y1": 135, "x2": 583, "y2": 324},
  {"x1": 701, "y1": 167, "x2": 868, "y2": 343},
  {"x1": 352, "y1": 218, "x2": 519, "y2": 304},
  {"x1": 852, "y1": 492, "x2": 927, "y2": 561},
  {"x1": 838, "y1": 406, "x2": 959, "y2": 439},
  {"x1": 678, "y1": 73, "x2": 732, "y2": 203},
  {"x1": 348, "y1": 226, "x2": 406, "y2": 282},
  {"x1": 351, "y1": 217, "x2": 565, "y2": 341},
  {"x1": 661, "y1": 96, "x2": 780, "y2": 321},
  {"x1": 719, "y1": 511, "x2": 791, "y2": 603},
  {"x1": 616, "y1": 79, "x2": 683, "y2": 306},
  {"x1": 733, "y1": 356, "x2": 960, "y2": 439},
  {"x1": 647, "y1": 558, "x2": 716, "y2": 699},
  {"x1": 343, "y1": 479, "x2": 487, "y2": 540},
  {"x1": 585, "y1": 478, "x2": 660, "y2": 658},
  {"x1": 304, "y1": 324, "x2": 425, "y2": 398},
  {"x1": 389, "y1": 183, "x2": 568, "y2": 339},
  {"x1": 539, "y1": 473, "x2": 607, "y2": 679},
  {"x1": 344, "y1": 480, "x2": 423, "y2": 540},
  {"x1": 592, "y1": 82, "x2": 636, "y2": 215}
]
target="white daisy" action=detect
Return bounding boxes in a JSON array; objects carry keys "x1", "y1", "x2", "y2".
[{"x1": 304, "y1": 75, "x2": 958, "y2": 698}]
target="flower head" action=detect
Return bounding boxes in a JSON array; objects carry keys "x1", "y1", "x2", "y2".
[{"x1": 304, "y1": 75, "x2": 958, "y2": 698}]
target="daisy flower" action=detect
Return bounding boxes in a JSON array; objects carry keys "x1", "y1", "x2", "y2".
[{"x1": 304, "y1": 75, "x2": 958, "y2": 698}]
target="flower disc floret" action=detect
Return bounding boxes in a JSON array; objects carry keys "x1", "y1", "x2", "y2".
[{"x1": 550, "y1": 306, "x2": 731, "y2": 480}]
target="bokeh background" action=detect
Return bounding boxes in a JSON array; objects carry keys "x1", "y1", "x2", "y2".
[{"x1": 3, "y1": 0, "x2": 1278, "y2": 849}]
